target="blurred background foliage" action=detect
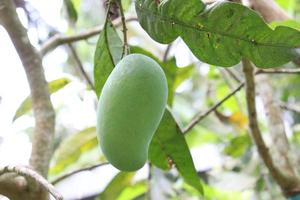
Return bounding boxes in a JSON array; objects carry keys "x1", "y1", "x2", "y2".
[{"x1": 5, "y1": 0, "x2": 300, "y2": 199}]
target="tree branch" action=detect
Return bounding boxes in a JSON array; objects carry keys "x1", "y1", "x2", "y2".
[
  {"x1": 242, "y1": 59, "x2": 300, "y2": 197},
  {"x1": 52, "y1": 162, "x2": 109, "y2": 185},
  {"x1": 0, "y1": 0, "x2": 55, "y2": 179},
  {"x1": 40, "y1": 17, "x2": 137, "y2": 57},
  {"x1": 281, "y1": 103, "x2": 300, "y2": 114},
  {"x1": 247, "y1": 0, "x2": 290, "y2": 23},
  {"x1": 0, "y1": 0, "x2": 55, "y2": 198},
  {"x1": 67, "y1": 43, "x2": 95, "y2": 90},
  {"x1": 0, "y1": 166, "x2": 63, "y2": 200},
  {"x1": 256, "y1": 68, "x2": 300, "y2": 75},
  {"x1": 117, "y1": 0, "x2": 129, "y2": 57},
  {"x1": 183, "y1": 82, "x2": 244, "y2": 134},
  {"x1": 163, "y1": 43, "x2": 173, "y2": 62}
]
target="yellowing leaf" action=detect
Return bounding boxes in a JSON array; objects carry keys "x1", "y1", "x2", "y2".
[{"x1": 229, "y1": 112, "x2": 248, "y2": 129}]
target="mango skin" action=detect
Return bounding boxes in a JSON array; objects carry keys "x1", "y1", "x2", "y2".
[{"x1": 97, "y1": 54, "x2": 168, "y2": 171}]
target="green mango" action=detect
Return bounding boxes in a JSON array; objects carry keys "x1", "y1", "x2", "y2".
[{"x1": 97, "y1": 54, "x2": 168, "y2": 171}]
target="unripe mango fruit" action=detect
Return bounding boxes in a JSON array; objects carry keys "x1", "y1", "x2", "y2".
[{"x1": 97, "y1": 54, "x2": 168, "y2": 171}]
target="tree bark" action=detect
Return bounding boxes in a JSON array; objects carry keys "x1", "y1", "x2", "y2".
[{"x1": 0, "y1": 0, "x2": 56, "y2": 199}]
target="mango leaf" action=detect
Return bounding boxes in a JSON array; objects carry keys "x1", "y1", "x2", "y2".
[
  {"x1": 130, "y1": 46, "x2": 194, "y2": 105},
  {"x1": 275, "y1": 0, "x2": 295, "y2": 11},
  {"x1": 98, "y1": 172, "x2": 135, "y2": 200},
  {"x1": 174, "y1": 65, "x2": 194, "y2": 89},
  {"x1": 135, "y1": 0, "x2": 300, "y2": 68},
  {"x1": 149, "y1": 109, "x2": 203, "y2": 194},
  {"x1": 64, "y1": 0, "x2": 78, "y2": 24},
  {"x1": 94, "y1": 21, "x2": 123, "y2": 97},
  {"x1": 270, "y1": 20, "x2": 300, "y2": 30},
  {"x1": 223, "y1": 135, "x2": 251, "y2": 158},
  {"x1": 122, "y1": 0, "x2": 132, "y2": 11},
  {"x1": 117, "y1": 181, "x2": 147, "y2": 200},
  {"x1": 13, "y1": 78, "x2": 71, "y2": 121},
  {"x1": 184, "y1": 183, "x2": 251, "y2": 199},
  {"x1": 49, "y1": 127, "x2": 98, "y2": 175}
]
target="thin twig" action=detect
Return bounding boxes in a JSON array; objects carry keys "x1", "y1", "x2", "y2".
[
  {"x1": 225, "y1": 68, "x2": 242, "y2": 83},
  {"x1": 163, "y1": 43, "x2": 173, "y2": 62},
  {"x1": 183, "y1": 82, "x2": 244, "y2": 134},
  {"x1": 40, "y1": 17, "x2": 137, "y2": 56},
  {"x1": 146, "y1": 163, "x2": 152, "y2": 200},
  {"x1": 0, "y1": 166, "x2": 63, "y2": 200},
  {"x1": 52, "y1": 163, "x2": 109, "y2": 185},
  {"x1": 67, "y1": 43, "x2": 95, "y2": 90},
  {"x1": 117, "y1": 0, "x2": 129, "y2": 57},
  {"x1": 256, "y1": 68, "x2": 300, "y2": 75},
  {"x1": 280, "y1": 102, "x2": 300, "y2": 114},
  {"x1": 180, "y1": 66, "x2": 300, "y2": 135},
  {"x1": 219, "y1": 69, "x2": 243, "y2": 111}
]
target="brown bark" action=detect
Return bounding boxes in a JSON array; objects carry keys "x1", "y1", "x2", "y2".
[
  {"x1": 244, "y1": 0, "x2": 300, "y2": 197},
  {"x1": 0, "y1": 0, "x2": 56, "y2": 199},
  {"x1": 243, "y1": 60, "x2": 300, "y2": 197}
]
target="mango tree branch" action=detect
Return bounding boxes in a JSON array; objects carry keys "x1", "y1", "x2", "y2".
[
  {"x1": 117, "y1": 0, "x2": 129, "y2": 56},
  {"x1": 67, "y1": 43, "x2": 95, "y2": 90},
  {"x1": 183, "y1": 83, "x2": 244, "y2": 134},
  {"x1": 0, "y1": 166, "x2": 63, "y2": 200},
  {"x1": 40, "y1": 17, "x2": 137, "y2": 57},
  {"x1": 0, "y1": 0, "x2": 55, "y2": 179},
  {"x1": 183, "y1": 67, "x2": 300, "y2": 134},
  {"x1": 256, "y1": 68, "x2": 300, "y2": 74},
  {"x1": 242, "y1": 59, "x2": 300, "y2": 197},
  {"x1": 52, "y1": 162, "x2": 109, "y2": 185},
  {"x1": 281, "y1": 103, "x2": 300, "y2": 114}
]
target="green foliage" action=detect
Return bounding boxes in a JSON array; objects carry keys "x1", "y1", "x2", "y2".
[
  {"x1": 270, "y1": 20, "x2": 300, "y2": 30},
  {"x1": 203, "y1": 184, "x2": 251, "y2": 200},
  {"x1": 224, "y1": 134, "x2": 251, "y2": 158},
  {"x1": 94, "y1": 21, "x2": 123, "y2": 97},
  {"x1": 49, "y1": 127, "x2": 98, "y2": 176},
  {"x1": 117, "y1": 181, "x2": 147, "y2": 200},
  {"x1": 98, "y1": 172, "x2": 135, "y2": 200},
  {"x1": 149, "y1": 109, "x2": 203, "y2": 194},
  {"x1": 276, "y1": 0, "x2": 295, "y2": 11},
  {"x1": 122, "y1": 0, "x2": 132, "y2": 11},
  {"x1": 63, "y1": 0, "x2": 79, "y2": 24},
  {"x1": 135, "y1": 0, "x2": 300, "y2": 68},
  {"x1": 13, "y1": 78, "x2": 71, "y2": 121}
]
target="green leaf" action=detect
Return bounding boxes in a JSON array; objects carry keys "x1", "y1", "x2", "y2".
[
  {"x1": 49, "y1": 127, "x2": 98, "y2": 175},
  {"x1": 174, "y1": 65, "x2": 194, "y2": 89},
  {"x1": 122, "y1": 0, "x2": 132, "y2": 11},
  {"x1": 223, "y1": 135, "x2": 251, "y2": 158},
  {"x1": 270, "y1": 20, "x2": 300, "y2": 30},
  {"x1": 149, "y1": 109, "x2": 203, "y2": 194},
  {"x1": 13, "y1": 78, "x2": 71, "y2": 121},
  {"x1": 117, "y1": 181, "x2": 147, "y2": 200},
  {"x1": 98, "y1": 172, "x2": 135, "y2": 200},
  {"x1": 135, "y1": 0, "x2": 300, "y2": 68},
  {"x1": 94, "y1": 21, "x2": 123, "y2": 97},
  {"x1": 64, "y1": 0, "x2": 78, "y2": 24},
  {"x1": 275, "y1": 0, "x2": 295, "y2": 11}
]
